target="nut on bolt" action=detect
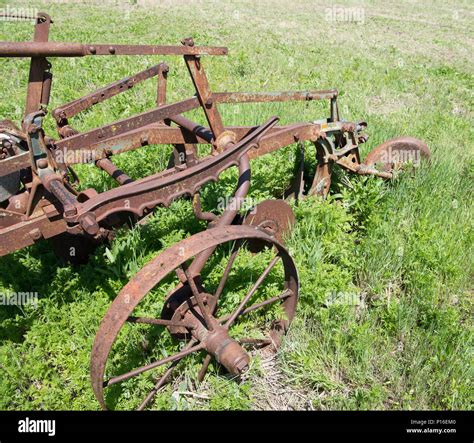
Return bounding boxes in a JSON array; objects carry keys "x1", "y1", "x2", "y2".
[
  {"x1": 80, "y1": 213, "x2": 100, "y2": 236},
  {"x1": 63, "y1": 204, "x2": 77, "y2": 217},
  {"x1": 181, "y1": 37, "x2": 194, "y2": 46}
]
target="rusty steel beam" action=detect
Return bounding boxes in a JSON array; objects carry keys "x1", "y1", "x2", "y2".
[
  {"x1": 0, "y1": 207, "x2": 67, "y2": 256},
  {"x1": 183, "y1": 38, "x2": 225, "y2": 140},
  {"x1": 169, "y1": 115, "x2": 214, "y2": 143},
  {"x1": 0, "y1": 121, "x2": 322, "y2": 176},
  {"x1": 24, "y1": 13, "x2": 51, "y2": 115},
  {"x1": 53, "y1": 64, "x2": 166, "y2": 121},
  {"x1": 249, "y1": 123, "x2": 321, "y2": 159},
  {"x1": 50, "y1": 122, "x2": 321, "y2": 164},
  {"x1": 0, "y1": 42, "x2": 228, "y2": 58},
  {"x1": 96, "y1": 158, "x2": 134, "y2": 186},
  {"x1": 0, "y1": 152, "x2": 30, "y2": 177},
  {"x1": 213, "y1": 90, "x2": 338, "y2": 104},
  {"x1": 156, "y1": 63, "x2": 169, "y2": 108},
  {"x1": 53, "y1": 97, "x2": 201, "y2": 152}
]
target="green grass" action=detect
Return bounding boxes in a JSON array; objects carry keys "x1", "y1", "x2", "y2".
[{"x1": 0, "y1": 0, "x2": 473, "y2": 410}]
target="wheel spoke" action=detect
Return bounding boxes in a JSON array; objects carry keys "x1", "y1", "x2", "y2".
[
  {"x1": 211, "y1": 240, "x2": 243, "y2": 313},
  {"x1": 137, "y1": 363, "x2": 177, "y2": 411},
  {"x1": 218, "y1": 289, "x2": 292, "y2": 324},
  {"x1": 175, "y1": 267, "x2": 187, "y2": 284},
  {"x1": 181, "y1": 262, "x2": 214, "y2": 331},
  {"x1": 127, "y1": 316, "x2": 190, "y2": 329},
  {"x1": 137, "y1": 339, "x2": 198, "y2": 411},
  {"x1": 239, "y1": 337, "x2": 272, "y2": 346},
  {"x1": 225, "y1": 254, "x2": 280, "y2": 328},
  {"x1": 104, "y1": 342, "x2": 204, "y2": 388},
  {"x1": 197, "y1": 354, "x2": 213, "y2": 382}
]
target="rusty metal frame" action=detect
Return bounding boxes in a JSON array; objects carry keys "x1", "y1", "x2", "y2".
[
  {"x1": 0, "y1": 12, "x2": 429, "y2": 258},
  {"x1": 0, "y1": 12, "x2": 432, "y2": 411}
]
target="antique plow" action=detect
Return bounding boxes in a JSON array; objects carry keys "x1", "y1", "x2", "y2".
[{"x1": 0, "y1": 13, "x2": 429, "y2": 409}]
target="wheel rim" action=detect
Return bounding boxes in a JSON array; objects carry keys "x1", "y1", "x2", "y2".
[{"x1": 91, "y1": 225, "x2": 298, "y2": 410}]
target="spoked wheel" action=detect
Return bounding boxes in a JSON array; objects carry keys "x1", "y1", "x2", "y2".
[
  {"x1": 364, "y1": 136, "x2": 431, "y2": 173},
  {"x1": 91, "y1": 225, "x2": 298, "y2": 410}
]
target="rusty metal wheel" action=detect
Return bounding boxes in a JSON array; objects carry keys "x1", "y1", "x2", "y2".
[
  {"x1": 364, "y1": 136, "x2": 430, "y2": 173},
  {"x1": 91, "y1": 225, "x2": 298, "y2": 410}
]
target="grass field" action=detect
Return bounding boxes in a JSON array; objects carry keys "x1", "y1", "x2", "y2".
[{"x1": 0, "y1": 0, "x2": 472, "y2": 410}]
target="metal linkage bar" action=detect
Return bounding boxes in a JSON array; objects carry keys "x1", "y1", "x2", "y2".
[
  {"x1": 53, "y1": 97, "x2": 201, "y2": 152},
  {"x1": 96, "y1": 158, "x2": 134, "y2": 186},
  {"x1": 182, "y1": 38, "x2": 225, "y2": 141},
  {"x1": 53, "y1": 64, "x2": 167, "y2": 121},
  {"x1": 24, "y1": 13, "x2": 52, "y2": 115}
]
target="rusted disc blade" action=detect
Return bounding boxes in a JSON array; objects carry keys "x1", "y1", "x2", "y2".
[
  {"x1": 364, "y1": 136, "x2": 430, "y2": 172},
  {"x1": 242, "y1": 199, "x2": 295, "y2": 252}
]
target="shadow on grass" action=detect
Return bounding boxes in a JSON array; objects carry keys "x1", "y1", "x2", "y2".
[{"x1": 0, "y1": 206, "x2": 203, "y2": 344}]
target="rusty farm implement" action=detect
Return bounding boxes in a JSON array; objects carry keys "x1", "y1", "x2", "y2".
[{"x1": 0, "y1": 13, "x2": 430, "y2": 409}]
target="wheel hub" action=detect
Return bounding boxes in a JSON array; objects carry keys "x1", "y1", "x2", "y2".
[{"x1": 167, "y1": 292, "x2": 250, "y2": 375}]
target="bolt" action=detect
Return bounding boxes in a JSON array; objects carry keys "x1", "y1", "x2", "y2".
[
  {"x1": 89, "y1": 46, "x2": 96, "y2": 54},
  {"x1": 29, "y1": 229, "x2": 41, "y2": 241},
  {"x1": 181, "y1": 37, "x2": 194, "y2": 46},
  {"x1": 36, "y1": 158, "x2": 48, "y2": 169},
  {"x1": 235, "y1": 357, "x2": 249, "y2": 374},
  {"x1": 63, "y1": 204, "x2": 77, "y2": 217},
  {"x1": 26, "y1": 124, "x2": 40, "y2": 134},
  {"x1": 80, "y1": 213, "x2": 99, "y2": 235},
  {"x1": 108, "y1": 46, "x2": 116, "y2": 54}
]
